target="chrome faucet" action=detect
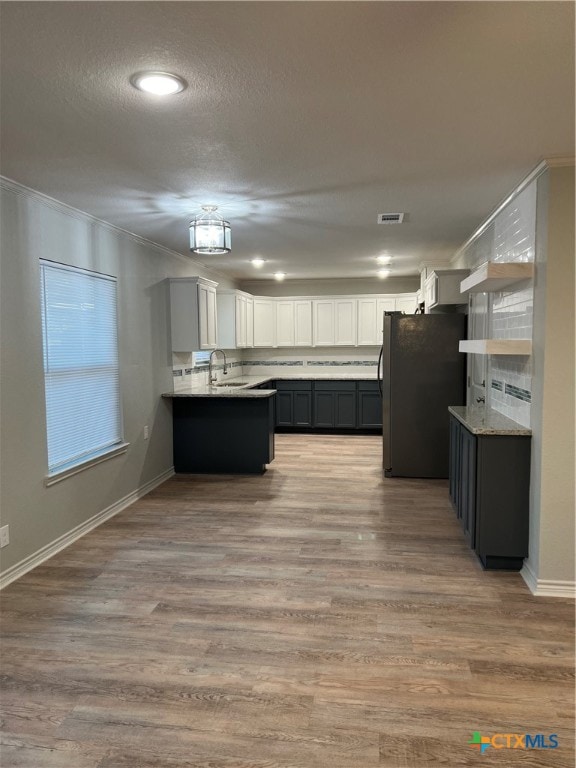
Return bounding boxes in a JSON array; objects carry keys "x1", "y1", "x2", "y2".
[{"x1": 208, "y1": 349, "x2": 228, "y2": 385}]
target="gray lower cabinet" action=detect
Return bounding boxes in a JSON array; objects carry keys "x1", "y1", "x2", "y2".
[
  {"x1": 449, "y1": 414, "x2": 531, "y2": 570},
  {"x1": 274, "y1": 380, "x2": 312, "y2": 427},
  {"x1": 273, "y1": 380, "x2": 381, "y2": 431},
  {"x1": 313, "y1": 381, "x2": 357, "y2": 429},
  {"x1": 358, "y1": 381, "x2": 382, "y2": 428}
]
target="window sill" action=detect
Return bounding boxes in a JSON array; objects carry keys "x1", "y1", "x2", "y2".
[{"x1": 44, "y1": 442, "x2": 130, "y2": 487}]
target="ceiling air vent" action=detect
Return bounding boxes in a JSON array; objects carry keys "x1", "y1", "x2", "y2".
[{"x1": 377, "y1": 213, "x2": 405, "y2": 224}]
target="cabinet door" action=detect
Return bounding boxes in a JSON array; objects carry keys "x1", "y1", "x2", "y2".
[
  {"x1": 206, "y1": 287, "x2": 218, "y2": 348},
  {"x1": 358, "y1": 391, "x2": 382, "y2": 428},
  {"x1": 424, "y1": 276, "x2": 437, "y2": 312},
  {"x1": 395, "y1": 294, "x2": 417, "y2": 314},
  {"x1": 376, "y1": 298, "x2": 397, "y2": 338},
  {"x1": 459, "y1": 427, "x2": 477, "y2": 547},
  {"x1": 449, "y1": 416, "x2": 461, "y2": 512},
  {"x1": 357, "y1": 299, "x2": 378, "y2": 346},
  {"x1": 293, "y1": 392, "x2": 312, "y2": 426},
  {"x1": 313, "y1": 391, "x2": 335, "y2": 427},
  {"x1": 253, "y1": 299, "x2": 276, "y2": 347},
  {"x1": 334, "y1": 299, "x2": 356, "y2": 345},
  {"x1": 275, "y1": 391, "x2": 293, "y2": 427},
  {"x1": 335, "y1": 391, "x2": 357, "y2": 428},
  {"x1": 235, "y1": 295, "x2": 247, "y2": 348},
  {"x1": 276, "y1": 301, "x2": 295, "y2": 347},
  {"x1": 199, "y1": 283, "x2": 217, "y2": 349},
  {"x1": 246, "y1": 298, "x2": 254, "y2": 348},
  {"x1": 294, "y1": 301, "x2": 313, "y2": 346},
  {"x1": 313, "y1": 301, "x2": 335, "y2": 346}
]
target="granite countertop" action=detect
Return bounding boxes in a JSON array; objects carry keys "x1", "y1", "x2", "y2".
[
  {"x1": 162, "y1": 382, "x2": 276, "y2": 399},
  {"x1": 449, "y1": 405, "x2": 532, "y2": 436},
  {"x1": 162, "y1": 373, "x2": 377, "y2": 398}
]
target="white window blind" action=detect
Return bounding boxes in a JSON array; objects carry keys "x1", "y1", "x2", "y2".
[
  {"x1": 40, "y1": 261, "x2": 122, "y2": 475},
  {"x1": 193, "y1": 350, "x2": 211, "y2": 366}
]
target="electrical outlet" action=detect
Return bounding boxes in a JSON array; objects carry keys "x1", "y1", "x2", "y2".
[
  {"x1": 143, "y1": 425, "x2": 149, "y2": 440},
  {"x1": 0, "y1": 525, "x2": 9, "y2": 548}
]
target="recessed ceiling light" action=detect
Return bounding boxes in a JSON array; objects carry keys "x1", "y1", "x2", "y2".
[
  {"x1": 130, "y1": 71, "x2": 187, "y2": 95},
  {"x1": 378, "y1": 269, "x2": 391, "y2": 279},
  {"x1": 251, "y1": 258, "x2": 266, "y2": 268},
  {"x1": 274, "y1": 272, "x2": 286, "y2": 281},
  {"x1": 376, "y1": 255, "x2": 391, "y2": 265}
]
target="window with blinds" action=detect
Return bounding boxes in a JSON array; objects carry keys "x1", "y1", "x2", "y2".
[
  {"x1": 40, "y1": 260, "x2": 123, "y2": 476},
  {"x1": 193, "y1": 350, "x2": 211, "y2": 366}
]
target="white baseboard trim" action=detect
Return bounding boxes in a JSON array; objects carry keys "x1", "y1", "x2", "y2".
[
  {"x1": 0, "y1": 467, "x2": 174, "y2": 590},
  {"x1": 521, "y1": 562, "x2": 576, "y2": 598}
]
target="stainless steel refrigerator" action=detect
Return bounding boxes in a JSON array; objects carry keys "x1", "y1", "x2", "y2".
[{"x1": 378, "y1": 313, "x2": 466, "y2": 478}]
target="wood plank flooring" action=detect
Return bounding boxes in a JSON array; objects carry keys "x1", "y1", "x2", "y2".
[{"x1": 1, "y1": 434, "x2": 574, "y2": 767}]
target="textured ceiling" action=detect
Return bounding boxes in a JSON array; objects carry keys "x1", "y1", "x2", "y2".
[{"x1": 1, "y1": 1, "x2": 574, "y2": 281}]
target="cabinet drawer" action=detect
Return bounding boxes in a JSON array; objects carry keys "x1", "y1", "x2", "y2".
[
  {"x1": 274, "y1": 380, "x2": 312, "y2": 391},
  {"x1": 358, "y1": 380, "x2": 379, "y2": 392},
  {"x1": 314, "y1": 380, "x2": 356, "y2": 391}
]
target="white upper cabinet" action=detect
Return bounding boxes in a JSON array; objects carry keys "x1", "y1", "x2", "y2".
[
  {"x1": 395, "y1": 294, "x2": 418, "y2": 314},
  {"x1": 216, "y1": 290, "x2": 253, "y2": 349},
  {"x1": 221, "y1": 291, "x2": 418, "y2": 349},
  {"x1": 313, "y1": 299, "x2": 357, "y2": 346},
  {"x1": 276, "y1": 300, "x2": 295, "y2": 347},
  {"x1": 334, "y1": 299, "x2": 357, "y2": 346},
  {"x1": 246, "y1": 297, "x2": 254, "y2": 347},
  {"x1": 358, "y1": 295, "x2": 417, "y2": 345},
  {"x1": 313, "y1": 300, "x2": 335, "y2": 346},
  {"x1": 357, "y1": 298, "x2": 378, "y2": 346},
  {"x1": 294, "y1": 300, "x2": 313, "y2": 346},
  {"x1": 424, "y1": 270, "x2": 470, "y2": 312},
  {"x1": 253, "y1": 298, "x2": 276, "y2": 347},
  {"x1": 169, "y1": 277, "x2": 218, "y2": 352}
]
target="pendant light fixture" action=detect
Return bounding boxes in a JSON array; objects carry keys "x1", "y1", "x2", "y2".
[{"x1": 189, "y1": 206, "x2": 231, "y2": 255}]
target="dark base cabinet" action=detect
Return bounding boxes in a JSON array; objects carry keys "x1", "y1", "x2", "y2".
[
  {"x1": 274, "y1": 379, "x2": 382, "y2": 433},
  {"x1": 358, "y1": 381, "x2": 383, "y2": 428},
  {"x1": 313, "y1": 381, "x2": 356, "y2": 428},
  {"x1": 275, "y1": 381, "x2": 312, "y2": 427},
  {"x1": 172, "y1": 395, "x2": 274, "y2": 474},
  {"x1": 449, "y1": 414, "x2": 531, "y2": 570}
]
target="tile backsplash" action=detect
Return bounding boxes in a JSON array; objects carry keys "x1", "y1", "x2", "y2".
[
  {"x1": 459, "y1": 180, "x2": 536, "y2": 427},
  {"x1": 241, "y1": 347, "x2": 379, "y2": 378},
  {"x1": 171, "y1": 347, "x2": 380, "y2": 388}
]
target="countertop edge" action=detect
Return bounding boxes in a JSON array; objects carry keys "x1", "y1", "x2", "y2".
[
  {"x1": 162, "y1": 389, "x2": 276, "y2": 399},
  {"x1": 448, "y1": 405, "x2": 532, "y2": 436}
]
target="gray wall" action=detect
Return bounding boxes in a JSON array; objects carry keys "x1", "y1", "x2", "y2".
[
  {"x1": 238, "y1": 276, "x2": 419, "y2": 297},
  {"x1": 528, "y1": 165, "x2": 575, "y2": 584},
  {"x1": 0, "y1": 180, "x2": 235, "y2": 577}
]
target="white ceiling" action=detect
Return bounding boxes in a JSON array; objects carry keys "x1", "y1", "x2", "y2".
[{"x1": 1, "y1": 2, "x2": 574, "y2": 281}]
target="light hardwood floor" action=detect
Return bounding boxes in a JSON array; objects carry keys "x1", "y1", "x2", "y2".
[{"x1": 1, "y1": 434, "x2": 574, "y2": 767}]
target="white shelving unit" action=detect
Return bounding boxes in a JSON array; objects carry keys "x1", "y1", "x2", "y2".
[
  {"x1": 460, "y1": 262, "x2": 534, "y2": 293},
  {"x1": 459, "y1": 340, "x2": 532, "y2": 355}
]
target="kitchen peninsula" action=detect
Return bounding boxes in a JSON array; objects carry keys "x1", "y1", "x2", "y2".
[{"x1": 163, "y1": 384, "x2": 276, "y2": 474}]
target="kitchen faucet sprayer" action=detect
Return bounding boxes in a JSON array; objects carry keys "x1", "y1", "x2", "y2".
[{"x1": 209, "y1": 349, "x2": 228, "y2": 385}]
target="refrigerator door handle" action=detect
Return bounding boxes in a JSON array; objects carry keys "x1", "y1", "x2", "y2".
[{"x1": 377, "y1": 346, "x2": 383, "y2": 396}]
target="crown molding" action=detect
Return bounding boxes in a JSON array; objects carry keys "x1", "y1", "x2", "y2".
[
  {"x1": 0, "y1": 175, "x2": 233, "y2": 284},
  {"x1": 449, "y1": 157, "x2": 574, "y2": 265}
]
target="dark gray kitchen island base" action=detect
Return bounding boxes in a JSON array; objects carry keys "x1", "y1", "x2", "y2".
[{"x1": 172, "y1": 395, "x2": 275, "y2": 474}]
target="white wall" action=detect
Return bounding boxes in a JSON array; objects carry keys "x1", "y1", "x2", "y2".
[
  {"x1": 454, "y1": 162, "x2": 575, "y2": 594},
  {"x1": 526, "y1": 165, "x2": 575, "y2": 589},
  {"x1": 0, "y1": 179, "x2": 235, "y2": 581},
  {"x1": 239, "y1": 276, "x2": 419, "y2": 297}
]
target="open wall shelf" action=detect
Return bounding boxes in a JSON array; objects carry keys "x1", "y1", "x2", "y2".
[
  {"x1": 460, "y1": 263, "x2": 534, "y2": 293},
  {"x1": 459, "y1": 339, "x2": 532, "y2": 356}
]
